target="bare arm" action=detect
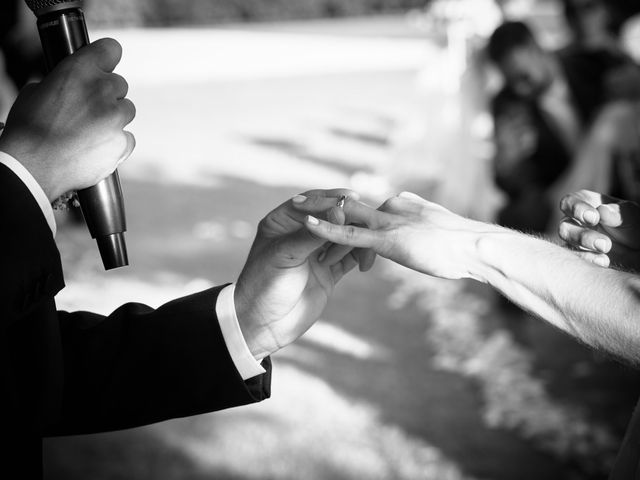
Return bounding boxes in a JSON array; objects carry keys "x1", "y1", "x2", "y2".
[
  {"x1": 297, "y1": 191, "x2": 640, "y2": 365},
  {"x1": 474, "y1": 223, "x2": 640, "y2": 363}
]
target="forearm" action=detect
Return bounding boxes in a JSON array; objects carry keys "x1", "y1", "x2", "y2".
[{"x1": 470, "y1": 225, "x2": 640, "y2": 364}]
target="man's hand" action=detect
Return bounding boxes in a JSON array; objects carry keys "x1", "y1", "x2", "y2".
[
  {"x1": 0, "y1": 38, "x2": 135, "y2": 202},
  {"x1": 299, "y1": 191, "x2": 486, "y2": 280},
  {"x1": 234, "y1": 189, "x2": 361, "y2": 360},
  {"x1": 559, "y1": 189, "x2": 640, "y2": 270}
]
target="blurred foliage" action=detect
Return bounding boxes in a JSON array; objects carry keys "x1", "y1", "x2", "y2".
[{"x1": 85, "y1": 0, "x2": 429, "y2": 27}]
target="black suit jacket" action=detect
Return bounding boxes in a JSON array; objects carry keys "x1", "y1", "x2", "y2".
[{"x1": 0, "y1": 163, "x2": 271, "y2": 478}]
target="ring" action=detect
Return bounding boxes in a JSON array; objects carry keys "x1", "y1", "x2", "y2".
[{"x1": 336, "y1": 195, "x2": 346, "y2": 208}]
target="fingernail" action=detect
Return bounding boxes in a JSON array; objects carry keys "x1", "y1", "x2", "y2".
[
  {"x1": 398, "y1": 191, "x2": 418, "y2": 199},
  {"x1": 292, "y1": 195, "x2": 307, "y2": 204},
  {"x1": 583, "y1": 210, "x2": 598, "y2": 224},
  {"x1": 594, "y1": 239, "x2": 610, "y2": 253},
  {"x1": 594, "y1": 256, "x2": 609, "y2": 268},
  {"x1": 306, "y1": 215, "x2": 319, "y2": 225}
]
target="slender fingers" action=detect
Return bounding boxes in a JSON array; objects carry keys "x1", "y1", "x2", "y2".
[
  {"x1": 305, "y1": 215, "x2": 381, "y2": 250},
  {"x1": 302, "y1": 188, "x2": 360, "y2": 200},
  {"x1": 294, "y1": 195, "x2": 389, "y2": 229},
  {"x1": 558, "y1": 218, "x2": 612, "y2": 253}
]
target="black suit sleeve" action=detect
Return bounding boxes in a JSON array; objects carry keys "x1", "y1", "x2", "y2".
[
  {"x1": 50, "y1": 288, "x2": 272, "y2": 435},
  {"x1": 0, "y1": 162, "x2": 271, "y2": 438}
]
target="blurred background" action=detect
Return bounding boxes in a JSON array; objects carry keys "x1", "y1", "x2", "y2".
[{"x1": 2, "y1": 0, "x2": 640, "y2": 479}]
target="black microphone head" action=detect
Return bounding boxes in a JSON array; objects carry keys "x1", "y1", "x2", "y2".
[{"x1": 25, "y1": 0, "x2": 83, "y2": 16}]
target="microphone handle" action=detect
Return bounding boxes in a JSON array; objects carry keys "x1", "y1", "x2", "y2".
[{"x1": 36, "y1": 8, "x2": 128, "y2": 270}]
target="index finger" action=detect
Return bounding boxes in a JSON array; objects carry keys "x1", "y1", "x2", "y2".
[
  {"x1": 301, "y1": 188, "x2": 360, "y2": 201},
  {"x1": 293, "y1": 195, "x2": 391, "y2": 229},
  {"x1": 305, "y1": 216, "x2": 381, "y2": 251}
]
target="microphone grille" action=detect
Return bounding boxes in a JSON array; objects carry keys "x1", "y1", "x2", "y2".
[{"x1": 25, "y1": 0, "x2": 83, "y2": 15}]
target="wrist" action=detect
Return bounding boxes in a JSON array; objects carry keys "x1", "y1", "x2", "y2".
[
  {"x1": 233, "y1": 281, "x2": 278, "y2": 361},
  {"x1": 0, "y1": 135, "x2": 59, "y2": 202},
  {"x1": 465, "y1": 222, "x2": 513, "y2": 283}
]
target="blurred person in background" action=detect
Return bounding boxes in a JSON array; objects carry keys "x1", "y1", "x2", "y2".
[
  {"x1": 301, "y1": 186, "x2": 640, "y2": 480},
  {"x1": 547, "y1": 0, "x2": 640, "y2": 219},
  {"x1": 0, "y1": 37, "x2": 363, "y2": 478},
  {"x1": 487, "y1": 15, "x2": 640, "y2": 234},
  {"x1": 487, "y1": 21, "x2": 581, "y2": 233},
  {"x1": 559, "y1": 0, "x2": 640, "y2": 121}
]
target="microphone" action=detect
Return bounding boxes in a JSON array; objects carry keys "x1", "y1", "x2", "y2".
[{"x1": 24, "y1": 0, "x2": 129, "y2": 270}]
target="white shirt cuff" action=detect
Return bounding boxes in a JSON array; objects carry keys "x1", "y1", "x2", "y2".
[
  {"x1": 0, "y1": 151, "x2": 56, "y2": 237},
  {"x1": 216, "y1": 284, "x2": 266, "y2": 380}
]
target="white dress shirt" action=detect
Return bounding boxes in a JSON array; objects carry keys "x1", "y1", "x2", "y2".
[{"x1": 0, "y1": 150, "x2": 265, "y2": 380}]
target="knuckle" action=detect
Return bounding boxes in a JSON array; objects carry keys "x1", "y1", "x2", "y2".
[
  {"x1": 94, "y1": 77, "x2": 115, "y2": 100},
  {"x1": 58, "y1": 56, "x2": 85, "y2": 81},
  {"x1": 112, "y1": 73, "x2": 129, "y2": 96},
  {"x1": 344, "y1": 225, "x2": 357, "y2": 240},
  {"x1": 257, "y1": 217, "x2": 269, "y2": 235},
  {"x1": 307, "y1": 195, "x2": 322, "y2": 208},
  {"x1": 120, "y1": 99, "x2": 136, "y2": 123}
]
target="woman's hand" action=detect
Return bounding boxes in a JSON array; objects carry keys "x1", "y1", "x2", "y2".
[{"x1": 297, "y1": 191, "x2": 491, "y2": 280}]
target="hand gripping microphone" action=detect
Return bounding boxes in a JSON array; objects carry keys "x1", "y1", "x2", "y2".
[{"x1": 25, "y1": 0, "x2": 129, "y2": 270}]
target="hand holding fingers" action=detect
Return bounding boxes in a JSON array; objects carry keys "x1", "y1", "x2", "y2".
[
  {"x1": 309, "y1": 197, "x2": 378, "y2": 273},
  {"x1": 234, "y1": 189, "x2": 371, "y2": 359}
]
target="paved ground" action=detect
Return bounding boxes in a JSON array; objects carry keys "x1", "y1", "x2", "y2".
[{"x1": 44, "y1": 16, "x2": 640, "y2": 480}]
